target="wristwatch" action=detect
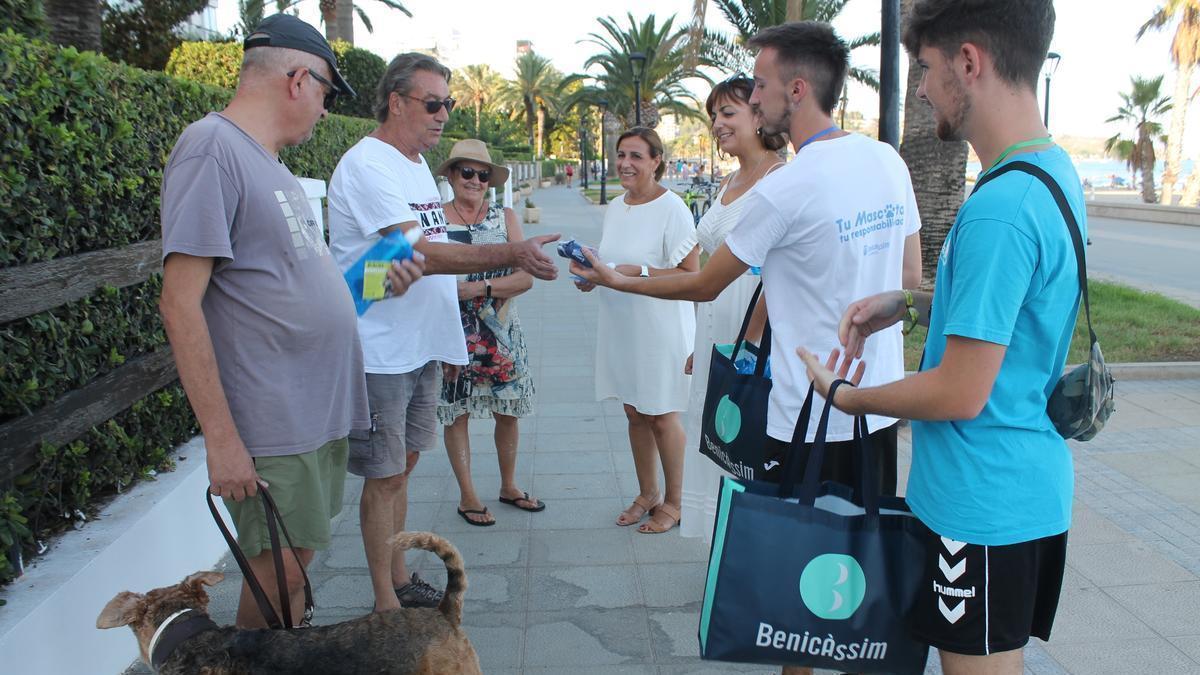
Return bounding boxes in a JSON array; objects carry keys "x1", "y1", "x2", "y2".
[
  {"x1": 639, "y1": 265, "x2": 650, "y2": 278},
  {"x1": 484, "y1": 279, "x2": 493, "y2": 299}
]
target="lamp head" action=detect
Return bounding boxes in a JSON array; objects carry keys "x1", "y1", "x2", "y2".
[
  {"x1": 629, "y1": 52, "x2": 647, "y2": 80},
  {"x1": 1044, "y1": 51, "x2": 1061, "y2": 79}
]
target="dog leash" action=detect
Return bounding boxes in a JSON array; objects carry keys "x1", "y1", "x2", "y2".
[{"x1": 206, "y1": 485, "x2": 314, "y2": 629}]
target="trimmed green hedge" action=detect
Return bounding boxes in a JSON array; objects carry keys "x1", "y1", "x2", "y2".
[
  {"x1": 165, "y1": 39, "x2": 387, "y2": 120},
  {"x1": 0, "y1": 31, "x2": 373, "y2": 584}
]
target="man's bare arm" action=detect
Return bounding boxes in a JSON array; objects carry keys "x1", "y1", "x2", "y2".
[
  {"x1": 573, "y1": 243, "x2": 747, "y2": 302},
  {"x1": 381, "y1": 221, "x2": 559, "y2": 279},
  {"x1": 159, "y1": 253, "x2": 259, "y2": 501}
]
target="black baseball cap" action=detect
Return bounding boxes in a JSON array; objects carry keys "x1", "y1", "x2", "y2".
[{"x1": 244, "y1": 14, "x2": 356, "y2": 99}]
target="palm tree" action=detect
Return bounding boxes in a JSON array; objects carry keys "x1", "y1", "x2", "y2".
[
  {"x1": 44, "y1": 0, "x2": 101, "y2": 51},
  {"x1": 268, "y1": 0, "x2": 409, "y2": 43},
  {"x1": 561, "y1": 13, "x2": 711, "y2": 129},
  {"x1": 1105, "y1": 75, "x2": 1172, "y2": 204},
  {"x1": 703, "y1": 0, "x2": 881, "y2": 90},
  {"x1": 1139, "y1": 1, "x2": 1200, "y2": 205},
  {"x1": 452, "y1": 65, "x2": 505, "y2": 137},
  {"x1": 500, "y1": 52, "x2": 562, "y2": 159}
]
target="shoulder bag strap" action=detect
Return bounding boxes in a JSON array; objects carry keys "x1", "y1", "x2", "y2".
[{"x1": 971, "y1": 161, "x2": 1095, "y2": 346}]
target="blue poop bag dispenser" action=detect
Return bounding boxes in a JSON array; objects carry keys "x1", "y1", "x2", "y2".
[{"x1": 344, "y1": 227, "x2": 424, "y2": 316}]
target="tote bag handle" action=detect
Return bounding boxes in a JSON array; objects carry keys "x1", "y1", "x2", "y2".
[
  {"x1": 728, "y1": 281, "x2": 772, "y2": 377},
  {"x1": 778, "y1": 381, "x2": 881, "y2": 519}
]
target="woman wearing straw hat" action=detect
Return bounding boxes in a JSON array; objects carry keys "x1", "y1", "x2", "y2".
[{"x1": 435, "y1": 139, "x2": 543, "y2": 526}]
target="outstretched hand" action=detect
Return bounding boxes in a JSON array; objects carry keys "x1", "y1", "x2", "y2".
[
  {"x1": 838, "y1": 291, "x2": 907, "y2": 360},
  {"x1": 570, "y1": 247, "x2": 624, "y2": 290},
  {"x1": 796, "y1": 347, "x2": 864, "y2": 412},
  {"x1": 516, "y1": 234, "x2": 562, "y2": 280}
]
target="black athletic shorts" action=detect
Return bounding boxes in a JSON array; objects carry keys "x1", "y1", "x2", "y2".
[
  {"x1": 761, "y1": 423, "x2": 898, "y2": 496},
  {"x1": 911, "y1": 521, "x2": 1068, "y2": 655}
]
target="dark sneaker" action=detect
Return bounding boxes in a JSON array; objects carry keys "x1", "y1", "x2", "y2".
[{"x1": 395, "y1": 572, "x2": 443, "y2": 608}]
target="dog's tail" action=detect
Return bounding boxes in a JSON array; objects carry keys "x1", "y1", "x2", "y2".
[{"x1": 388, "y1": 532, "x2": 467, "y2": 627}]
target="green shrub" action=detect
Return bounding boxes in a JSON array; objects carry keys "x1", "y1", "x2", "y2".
[
  {"x1": 0, "y1": 31, "x2": 373, "y2": 584},
  {"x1": 0, "y1": 0, "x2": 46, "y2": 40},
  {"x1": 330, "y1": 40, "x2": 386, "y2": 119},
  {"x1": 165, "y1": 39, "x2": 386, "y2": 120},
  {"x1": 1, "y1": 31, "x2": 372, "y2": 268},
  {"x1": 164, "y1": 40, "x2": 243, "y2": 89},
  {"x1": 541, "y1": 160, "x2": 558, "y2": 178},
  {"x1": 100, "y1": 0, "x2": 210, "y2": 71}
]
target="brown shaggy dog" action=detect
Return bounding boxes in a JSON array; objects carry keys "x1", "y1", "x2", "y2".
[{"x1": 97, "y1": 532, "x2": 480, "y2": 674}]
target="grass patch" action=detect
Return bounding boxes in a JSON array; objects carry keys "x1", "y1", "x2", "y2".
[{"x1": 903, "y1": 280, "x2": 1200, "y2": 370}]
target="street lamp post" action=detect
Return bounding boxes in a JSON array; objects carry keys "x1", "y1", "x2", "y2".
[
  {"x1": 1043, "y1": 52, "x2": 1061, "y2": 129},
  {"x1": 598, "y1": 99, "x2": 609, "y2": 205},
  {"x1": 630, "y1": 52, "x2": 646, "y2": 127}
]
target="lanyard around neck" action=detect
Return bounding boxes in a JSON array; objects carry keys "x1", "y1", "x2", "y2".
[
  {"x1": 796, "y1": 125, "x2": 840, "y2": 151},
  {"x1": 983, "y1": 136, "x2": 1053, "y2": 176}
]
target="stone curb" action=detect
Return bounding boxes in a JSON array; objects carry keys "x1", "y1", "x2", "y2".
[{"x1": 1106, "y1": 361, "x2": 1200, "y2": 380}]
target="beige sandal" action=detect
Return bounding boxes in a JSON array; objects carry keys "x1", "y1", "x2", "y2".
[
  {"x1": 637, "y1": 503, "x2": 681, "y2": 534},
  {"x1": 616, "y1": 493, "x2": 661, "y2": 526}
]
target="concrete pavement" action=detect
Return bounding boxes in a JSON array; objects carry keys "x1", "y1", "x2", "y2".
[{"x1": 125, "y1": 185, "x2": 1200, "y2": 674}]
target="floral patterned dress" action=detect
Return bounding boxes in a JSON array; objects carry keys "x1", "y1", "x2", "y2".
[{"x1": 437, "y1": 203, "x2": 535, "y2": 424}]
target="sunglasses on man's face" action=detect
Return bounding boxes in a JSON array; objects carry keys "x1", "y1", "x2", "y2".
[
  {"x1": 722, "y1": 71, "x2": 752, "y2": 84},
  {"x1": 287, "y1": 69, "x2": 339, "y2": 111},
  {"x1": 400, "y1": 93, "x2": 457, "y2": 115},
  {"x1": 457, "y1": 166, "x2": 491, "y2": 182}
]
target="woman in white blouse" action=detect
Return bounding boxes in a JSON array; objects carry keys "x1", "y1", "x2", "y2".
[
  {"x1": 679, "y1": 75, "x2": 787, "y2": 542},
  {"x1": 578, "y1": 127, "x2": 699, "y2": 534}
]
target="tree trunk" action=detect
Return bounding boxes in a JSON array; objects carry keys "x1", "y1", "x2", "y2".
[
  {"x1": 525, "y1": 98, "x2": 536, "y2": 149},
  {"x1": 786, "y1": 0, "x2": 805, "y2": 21},
  {"x1": 1161, "y1": 61, "x2": 1192, "y2": 205},
  {"x1": 475, "y1": 100, "x2": 482, "y2": 136},
  {"x1": 536, "y1": 106, "x2": 545, "y2": 159},
  {"x1": 1140, "y1": 132, "x2": 1158, "y2": 203},
  {"x1": 319, "y1": 0, "x2": 339, "y2": 42},
  {"x1": 898, "y1": 52, "x2": 966, "y2": 288},
  {"x1": 45, "y1": 0, "x2": 101, "y2": 52},
  {"x1": 336, "y1": 0, "x2": 354, "y2": 45}
]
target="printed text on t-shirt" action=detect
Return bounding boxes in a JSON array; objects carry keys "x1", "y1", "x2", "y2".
[
  {"x1": 411, "y1": 200, "x2": 448, "y2": 240},
  {"x1": 836, "y1": 202, "x2": 906, "y2": 245}
]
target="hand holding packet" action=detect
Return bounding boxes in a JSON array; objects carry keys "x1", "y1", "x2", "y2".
[
  {"x1": 344, "y1": 227, "x2": 423, "y2": 316},
  {"x1": 556, "y1": 239, "x2": 598, "y2": 283}
]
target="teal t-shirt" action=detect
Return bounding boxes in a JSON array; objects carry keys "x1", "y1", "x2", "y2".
[{"x1": 907, "y1": 146, "x2": 1084, "y2": 546}]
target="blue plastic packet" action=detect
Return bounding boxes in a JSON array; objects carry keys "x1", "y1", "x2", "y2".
[
  {"x1": 344, "y1": 228, "x2": 423, "y2": 316},
  {"x1": 716, "y1": 341, "x2": 772, "y2": 378},
  {"x1": 749, "y1": 266, "x2": 762, "y2": 275},
  {"x1": 557, "y1": 238, "x2": 598, "y2": 283}
]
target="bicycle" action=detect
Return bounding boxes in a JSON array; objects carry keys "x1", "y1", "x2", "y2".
[{"x1": 682, "y1": 179, "x2": 720, "y2": 225}]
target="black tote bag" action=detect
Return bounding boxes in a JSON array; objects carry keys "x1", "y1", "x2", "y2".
[
  {"x1": 698, "y1": 282, "x2": 773, "y2": 480},
  {"x1": 698, "y1": 382, "x2": 929, "y2": 673}
]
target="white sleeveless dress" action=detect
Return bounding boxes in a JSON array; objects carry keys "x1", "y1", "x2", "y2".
[{"x1": 679, "y1": 175, "x2": 766, "y2": 541}]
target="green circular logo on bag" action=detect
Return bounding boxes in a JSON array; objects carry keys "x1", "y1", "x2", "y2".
[
  {"x1": 713, "y1": 395, "x2": 742, "y2": 443},
  {"x1": 799, "y1": 554, "x2": 867, "y2": 620}
]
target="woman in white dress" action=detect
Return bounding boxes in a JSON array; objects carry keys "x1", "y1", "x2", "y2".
[
  {"x1": 679, "y1": 75, "x2": 788, "y2": 542},
  {"x1": 578, "y1": 127, "x2": 699, "y2": 534}
]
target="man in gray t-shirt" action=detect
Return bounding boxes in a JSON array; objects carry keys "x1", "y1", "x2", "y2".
[{"x1": 159, "y1": 15, "x2": 422, "y2": 629}]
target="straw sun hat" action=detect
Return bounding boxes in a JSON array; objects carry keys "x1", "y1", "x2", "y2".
[{"x1": 435, "y1": 139, "x2": 510, "y2": 188}]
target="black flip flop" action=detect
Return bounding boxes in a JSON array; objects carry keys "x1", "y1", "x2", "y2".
[
  {"x1": 498, "y1": 492, "x2": 546, "y2": 512},
  {"x1": 457, "y1": 507, "x2": 495, "y2": 526}
]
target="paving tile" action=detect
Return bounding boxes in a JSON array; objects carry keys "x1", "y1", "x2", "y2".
[
  {"x1": 460, "y1": 611, "x2": 526, "y2": 668},
  {"x1": 638, "y1": 562, "x2": 706, "y2": 608},
  {"x1": 538, "y1": 415, "x2": 608, "y2": 435},
  {"x1": 535, "y1": 432, "x2": 615, "y2": 452},
  {"x1": 527, "y1": 565, "x2": 644, "y2": 610},
  {"x1": 1068, "y1": 541, "x2": 1196, "y2": 587},
  {"x1": 1105, "y1": 580, "x2": 1200, "y2": 637},
  {"x1": 647, "y1": 609, "x2": 703, "y2": 661},
  {"x1": 632, "y1": 531, "x2": 712, "y2": 564},
  {"x1": 1168, "y1": 635, "x2": 1200, "y2": 663},
  {"x1": 416, "y1": 564, "x2": 527, "y2": 615},
  {"x1": 1065, "y1": 505, "x2": 1134, "y2": 545},
  {"x1": 1094, "y1": 449, "x2": 1200, "y2": 479},
  {"x1": 530, "y1": 496, "x2": 626, "y2": 530},
  {"x1": 1046, "y1": 585, "x2": 1155, "y2": 643},
  {"x1": 532, "y1": 472, "x2": 622, "y2": 499},
  {"x1": 533, "y1": 450, "x2": 614, "y2": 474},
  {"x1": 529, "y1": 528, "x2": 636, "y2": 567},
  {"x1": 524, "y1": 608, "x2": 652, "y2": 665},
  {"x1": 520, "y1": 667, "x2": 657, "y2": 675},
  {"x1": 1043, "y1": 637, "x2": 1196, "y2": 674},
  {"x1": 441, "y1": 528, "x2": 529, "y2": 568}
]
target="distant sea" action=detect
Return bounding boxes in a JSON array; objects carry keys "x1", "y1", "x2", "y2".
[{"x1": 965, "y1": 158, "x2": 1193, "y2": 188}]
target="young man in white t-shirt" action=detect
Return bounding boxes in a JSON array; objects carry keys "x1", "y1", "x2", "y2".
[
  {"x1": 328, "y1": 53, "x2": 560, "y2": 614},
  {"x1": 574, "y1": 22, "x2": 921, "y2": 502}
]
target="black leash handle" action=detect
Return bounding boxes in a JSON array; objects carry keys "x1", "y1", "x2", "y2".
[{"x1": 206, "y1": 485, "x2": 314, "y2": 629}]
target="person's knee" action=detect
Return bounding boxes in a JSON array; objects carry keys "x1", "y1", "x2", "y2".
[
  {"x1": 365, "y1": 473, "x2": 408, "y2": 497},
  {"x1": 251, "y1": 548, "x2": 311, "y2": 594},
  {"x1": 624, "y1": 405, "x2": 649, "y2": 426},
  {"x1": 647, "y1": 413, "x2": 678, "y2": 435}
]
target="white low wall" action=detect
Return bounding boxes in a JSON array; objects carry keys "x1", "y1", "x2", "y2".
[
  {"x1": 0, "y1": 437, "x2": 229, "y2": 675},
  {"x1": 1086, "y1": 199, "x2": 1200, "y2": 227}
]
